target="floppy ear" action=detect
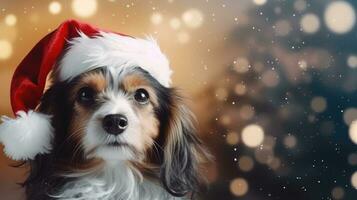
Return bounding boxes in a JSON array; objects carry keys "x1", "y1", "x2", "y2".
[{"x1": 160, "y1": 90, "x2": 209, "y2": 197}]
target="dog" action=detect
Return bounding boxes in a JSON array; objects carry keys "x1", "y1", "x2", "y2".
[{"x1": 0, "y1": 20, "x2": 209, "y2": 200}]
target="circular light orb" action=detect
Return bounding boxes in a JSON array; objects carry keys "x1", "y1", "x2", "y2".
[
  {"x1": 72, "y1": 0, "x2": 97, "y2": 18},
  {"x1": 238, "y1": 156, "x2": 254, "y2": 172},
  {"x1": 234, "y1": 57, "x2": 250, "y2": 73},
  {"x1": 310, "y1": 96, "x2": 327, "y2": 113},
  {"x1": 0, "y1": 40, "x2": 13, "y2": 60},
  {"x1": 343, "y1": 108, "x2": 357, "y2": 125},
  {"x1": 351, "y1": 171, "x2": 357, "y2": 189},
  {"x1": 242, "y1": 124, "x2": 265, "y2": 148},
  {"x1": 49, "y1": 1, "x2": 62, "y2": 15},
  {"x1": 253, "y1": 0, "x2": 267, "y2": 6},
  {"x1": 283, "y1": 135, "x2": 297, "y2": 149},
  {"x1": 5, "y1": 14, "x2": 17, "y2": 26},
  {"x1": 234, "y1": 83, "x2": 247, "y2": 95},
  {"x1": 182, "y1": 9, "x2": 204, "y2": 28},
  {"x1": 300, "y1": 13, "x2": 320, "y2": 34},
  {"x1": 170, "y1": 18, "x2": 181, "y2": 30},
  {"x1": 347, "y1": 55, "x2": 357, "y2": 68},
  {"x1": 230, "y1": 178, "x2": 249, "y2": 197},
  {"x1": 349, "y1": 120, "x2": 357, "y2": 144},
  {"x1": 331, "y1": 187, "x2": 345, "y2": 200},
  {"x1": 226, "y1": 132, "x2": 239, "y2": 145},
  {"x1": 151, "y1": 12, "x2": 163, "y2": 25},
  {"x1": 324, "y1": 1, "x2": 356, "y2": 34}
]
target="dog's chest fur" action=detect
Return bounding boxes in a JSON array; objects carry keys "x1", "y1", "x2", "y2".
[{"x1": 53, "y1": 162, "x2": 181, "y2": 200}]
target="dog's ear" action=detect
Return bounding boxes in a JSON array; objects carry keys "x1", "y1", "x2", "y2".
[{"x1": 160, "y1": 90, "x2": 209, "y2": 197}]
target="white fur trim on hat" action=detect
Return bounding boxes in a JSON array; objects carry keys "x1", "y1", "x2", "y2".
[
  {"x1": 0, "y1": 110, "x2": 53, "y2": 160},
  {"x1": 58, "y1": 31, "x2": 172, "y2": 87}
]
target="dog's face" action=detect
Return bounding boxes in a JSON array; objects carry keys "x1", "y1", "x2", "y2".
[
  {"x1": 39, "y1": 66, "x2": 208, "y2": 197},
  {"x1": 69, "y1": 68, "x2": 160, "y2": 161}
]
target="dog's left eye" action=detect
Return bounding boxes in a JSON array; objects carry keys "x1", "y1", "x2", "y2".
[
  {"x1": 77, "y1": 87, "x2": 95, "y2": 105},
  {"x1": 134, "y1": 88, "x2": 150, "y2": 104}
]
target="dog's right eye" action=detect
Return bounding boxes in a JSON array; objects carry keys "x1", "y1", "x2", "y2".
[{"x1": 77, "y1": 87, "x2": 95, "y2": 105}]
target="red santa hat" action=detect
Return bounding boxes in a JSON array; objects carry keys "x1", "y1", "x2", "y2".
[{"x1": 0, "y1": 20, "x2": 172, "y2": 160}]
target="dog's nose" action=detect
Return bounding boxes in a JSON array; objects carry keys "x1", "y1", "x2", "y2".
[{"x1": 102, "y1": 114, "x2": 128, "y2": 135}]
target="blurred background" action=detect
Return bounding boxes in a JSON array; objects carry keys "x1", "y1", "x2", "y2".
[{"x1": 1, "y1": 0, "x2": 357, "y2": 199}]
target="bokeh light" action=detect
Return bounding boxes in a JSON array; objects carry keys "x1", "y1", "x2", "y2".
[
  {"x1": 331, "y1": 187, "x2": 345, "y2": 200},
  {"x1": 351, "y1": 171, "x2": 357, "y2": 189},
  {"x1": 49, "y1": 1, "x2": 62, "y2": 15},
  {"x1": 238, "y1": 156, "x2": 254, "y2": 172},
  {"x1": 72, "y1": 0, "x2": 97, "y2": 18},
  {"x1": 233, "y1": 57, "x2": 250, "y2": 73},
  {"x1": 182, "y1": 9, "x2": 204, "y2": 28},
  {"x1": 324, "y1": 1, "x2": 356, "y2": 34},
  {"x1": 347, "y1": 55, "x2": 357, "y2": 68},
  {"x1": 283, "y1": 134, "x2": 297, "y2": 149},
  {"x1": 226, "y1": 131, "x2": 239, "y2": 145},
  {"x1": 343, "y1": 108, "x2": 357, "y2": 125},
  {"x1": 242, "y1": 124, "x2": 265, "y2": 148},
  {"x1": 5, "y1": 14, "x2": 17, "y2": 26},
  {"x1": 234, "y1": 83, "x2": 247, "y2": 95},
  {"x1": 230, "y1": 178, "x2": 249, "y2": 197},
  {"x1": 300, "y1": 13, "x2": 320, "y2": 34},
  {"x1": 151, "y1": 12, "x2": 163, "y2": 25},
  {"x1": 310, "y1": 96, "x2": 327, "y2": 113},
  {"x1": 261, "y1": 70, "x2": 279, "y2": 87},
  {"x1": 349, "y1": 120, "x2": 357, "y2": 144},
  {"x1": 253, "y1": 0, "x2": 267, "y2": 6},
  {"x1": 0, "y1": 40, "x2": 13, "y2": 60}
]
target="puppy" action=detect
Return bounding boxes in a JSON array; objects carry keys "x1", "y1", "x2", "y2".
[{"x1": 0, "y1": 20, "x2": 209, "y2": 200}]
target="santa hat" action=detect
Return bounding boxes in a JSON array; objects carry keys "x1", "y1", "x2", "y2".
[{"x1": 0, "y1": 19, "x2": 172, "y2": 161}]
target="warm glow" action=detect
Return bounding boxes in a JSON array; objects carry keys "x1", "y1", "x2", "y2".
[
  {"x1": 72, "y1": 0, "x2": 98, "y2": 18},
  {"x1": 170, "y1": 18, "x2": 181, "y2": 30},
  {"x1": 344, "y1": 108, "x2": 357, "y2": 125},
  {"x1": 262, "y1": 70, "x2": 279, "y2": 87},
  {"x1": 234, "y1": 57, "x2": 250, "y2": 73},
  {"x1": 0, "y1": 40, "x2": 13, "y2": 60},
  {"x1": 300, "y1": 13, "x2": 320, "y2": 34},
  {"x1": 284, "y1": 135, "x2": 297, "y2": 149},
  {"x1": 230, "y1": 178, "x2": 249, "y2": 196},
  {"x1": 242, "y1": 124, "x2": 265, "y2": 148},
  {"x1": 5, "y1": 14, "x2": 17, "y2": 26},
  {"x1": 324, "y1": 1, "x2": 356, "y2": 34},
  {"x1": 351, "y1": 171, "x2": 357, "y2": 189},
  {"x1": 347, "y1": 55, "x2": 357, "y2": 68},
  {"x1": 310, "y1": 96, "x2": 327, "y2": 113},
  {"x1": 182, "y1": 9, "x2": 204, "y2": 28},
  {"x1": 238, "y1": 156, "x2": 254, "y2": 172},
  {"x1": 331, "y1": 187, "x2": 345, "y2": 200},
  {"x1": 226, "y1": 132, "x2": 239, "y2": 145},
  {"x1": 49, "y1": 1, "x2": 62, "y2": 15},
  {"x1": 151, "y1": 12, "x2": 163, "y2": 25},
  {"x1": 349, "y1": 120, "x2": 357, "y2": 144},
  {"x1": 253, "y1": 0, "x2": 267, "y2": 6}
]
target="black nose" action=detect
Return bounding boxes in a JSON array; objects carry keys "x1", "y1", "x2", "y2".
[{"x1": 102, "y1": 114, "x2": 128, "y2": 135}]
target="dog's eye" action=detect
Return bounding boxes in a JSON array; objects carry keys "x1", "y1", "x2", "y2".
[
  {"x1": 134, "y1": 88, "x2": 150, "y2": 104},
  {"x1": 77, "y1": 87, "x2": 95, "y2": 105}
]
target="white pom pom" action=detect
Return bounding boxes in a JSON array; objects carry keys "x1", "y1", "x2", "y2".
[{"x1": 0, "y1": 110, "x2": 53, "y2": 160}]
